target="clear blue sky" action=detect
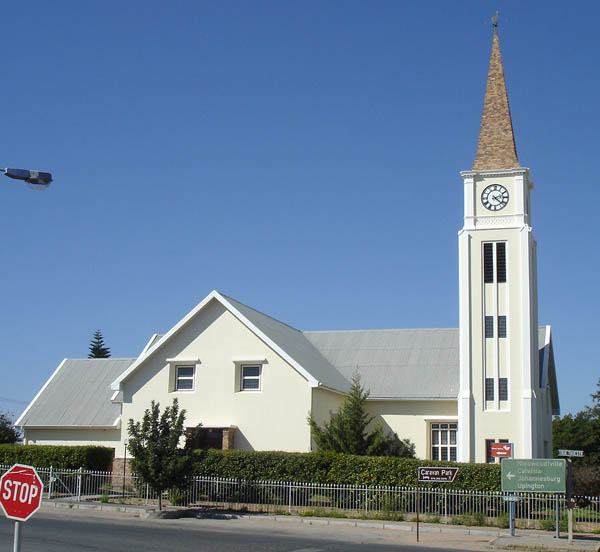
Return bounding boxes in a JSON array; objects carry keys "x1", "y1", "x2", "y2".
[{"x1": 0, "y1": 1, "x2": 596, "y2": 419}]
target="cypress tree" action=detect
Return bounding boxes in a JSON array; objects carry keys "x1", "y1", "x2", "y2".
[{"x1": 308, "y1": 374, "x2": 414, "y2": 457}]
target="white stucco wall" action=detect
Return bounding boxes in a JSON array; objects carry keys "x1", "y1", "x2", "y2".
[
  {"x1": 119, "y1": 299, "x2": 313, "y2": 457},
  {"x1": 366, "y1": 400, "x2": 458, "y2": 460},
  {"x1": 23, "y1": 428, "x2": 121, "y2": 451}
]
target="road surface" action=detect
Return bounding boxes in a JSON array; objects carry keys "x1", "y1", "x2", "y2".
[{"x1": 0, "y1": 507, "x2": 493, "y2": 551}]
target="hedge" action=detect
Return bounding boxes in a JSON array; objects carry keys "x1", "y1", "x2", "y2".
[
  {"x1": 0, "y1": 445, "x2": 113, "y2": 471},
  {"x1": 193, "y1": 450, "x2": 502, "y2": 491}
]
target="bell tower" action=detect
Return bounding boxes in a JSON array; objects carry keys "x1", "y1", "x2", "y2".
[{"x1": 457, "y1": 24, "x2": 540, "y2": 462}]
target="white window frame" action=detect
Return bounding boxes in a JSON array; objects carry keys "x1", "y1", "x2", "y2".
[
  {"x1": 430, "y1": 422, "x2": 457, "y2": 461},
  {"x1": 175, "y1": 365, "x2": 195, "y2": 391},
  {"x1": 240, "y1": 364, "x2": 261, "y2": 391}
]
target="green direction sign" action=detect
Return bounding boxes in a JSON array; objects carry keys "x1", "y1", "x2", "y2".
[{"x1": 501, "y1": 459, "x2": 566, "y2": 493}]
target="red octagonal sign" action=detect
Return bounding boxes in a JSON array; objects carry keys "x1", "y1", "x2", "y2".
[{"x1": 0, "y1": 464, "x2": 44, "y2": 521}]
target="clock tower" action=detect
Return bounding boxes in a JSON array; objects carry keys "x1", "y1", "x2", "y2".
[{"x1": 457, "y1": 26, "x2": 541, "y2": 462}]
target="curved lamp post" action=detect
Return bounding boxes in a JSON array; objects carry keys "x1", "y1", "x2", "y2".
[{"x1": 2, "y1": 167, "x2": 53, "y2": 190}]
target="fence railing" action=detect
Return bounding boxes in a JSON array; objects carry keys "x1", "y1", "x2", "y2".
[{"x1": 1, "y1": 465, "x2": 598, "y2": 530}]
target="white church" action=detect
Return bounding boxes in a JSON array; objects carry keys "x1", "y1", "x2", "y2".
[{"x1": 17, "y1": 28, "x2": 559, "y2": 465}]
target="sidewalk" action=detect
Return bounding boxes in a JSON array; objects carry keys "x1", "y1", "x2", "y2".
[
  {"x1": 490, "y1": 533, "x2": 600, "y2": 552},
  {"x1": 42, "y1": 499, "x2": 600, "y2": 551}
]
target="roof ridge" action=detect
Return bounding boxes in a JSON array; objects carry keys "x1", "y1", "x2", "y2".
[
  {"x1": 66, "y1": 357, "x2": 137, "y2": 361},
  {"x1": 303, "y1": 328, "x2": 459, "y2": 333},
  {"x1": 219, "y1": 292, "x2": 302, "y2": 333}
]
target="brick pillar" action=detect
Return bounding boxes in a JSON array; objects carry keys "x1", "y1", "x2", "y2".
[{"x1": 222, "y1": 427, "x2": 236, "y2": 450}]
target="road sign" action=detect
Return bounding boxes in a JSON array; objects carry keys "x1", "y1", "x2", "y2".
[
  {"x1": 491, "y1": 443, "x2": 513, "y2": 458},
  {"x1": 0, "y1": 464, "x2": 44, "y2": 521},
  {"x1": 558, "y1": 449, "x2": 584, "y2": 458},
  {"x1": 501, "y1": 459, "x2": 566, "y2": 493},
  {"x1": 418, "y1": 467, "x2": 459, "y2": 483},
  {"x1": 502, "y1": 495, "x2": 520, "y2": 502}
]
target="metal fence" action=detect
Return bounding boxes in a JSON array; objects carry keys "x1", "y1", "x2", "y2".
[{"x1": 1, "y1": 465, "x2": 598, "y2": 530}]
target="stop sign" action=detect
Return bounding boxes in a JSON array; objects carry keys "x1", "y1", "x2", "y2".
[{"x1": 0, "y1": 464, "x2": 44, "y2": 521}]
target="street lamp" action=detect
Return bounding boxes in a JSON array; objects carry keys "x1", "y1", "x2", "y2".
[{"x1": 1, "y1": 167, "x2": 53, "y2": 190}]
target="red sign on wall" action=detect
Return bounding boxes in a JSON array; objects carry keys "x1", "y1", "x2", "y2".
[{"x1": 491, "y1": 443, "x2": 513, "y2": 458}]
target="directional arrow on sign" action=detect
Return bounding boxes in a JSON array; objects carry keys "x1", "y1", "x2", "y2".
[{"x1": 506, "y1": 472, "x2": 515, "y2": 480}]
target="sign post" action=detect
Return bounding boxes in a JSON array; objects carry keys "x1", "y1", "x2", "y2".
[
  {"x1": 556, "y1": 451, "x2": 583, "y2": 544},
  {"x1": 417, "y1": 467, "x2": 459, "y2": 542},
  {"x1": 501, "y1": 459, "x2": 566, "y2": 539},
  {"x1": 0, "y1": 464, "x2": 44, "y2": 552}
]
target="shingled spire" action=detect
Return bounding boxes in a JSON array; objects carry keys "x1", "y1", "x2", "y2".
[{"x1": 472, "y1": 26, "x2": 519, "y2": 171}]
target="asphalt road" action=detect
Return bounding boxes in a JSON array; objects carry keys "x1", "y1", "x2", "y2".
[{"x1": 0, "y1": 508, "x2": 493, "y2": 551}]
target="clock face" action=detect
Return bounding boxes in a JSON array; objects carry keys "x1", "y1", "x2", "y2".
[{"x1": 481, "y1": 184, "x2": 509, "y2": 211}]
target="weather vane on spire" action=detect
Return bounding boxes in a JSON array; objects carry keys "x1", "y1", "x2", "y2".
[{"x1": 491, "y1": 10, "x2": 500, "y2": 32}]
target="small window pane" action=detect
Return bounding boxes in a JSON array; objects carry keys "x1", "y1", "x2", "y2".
[
  {"x1": 432, "y1": 431, "x2": 439, "y2": 445},
  {"x1": 432, "y1": 448, "x2": 439, "y2": 460},
  {"x1": 499, "y1": 378, "x2": 508, "y2": 401},
  {"x1": 450, "y1": 447, "x2": 457, "y2": 462},
  {"x1": 441, "y1": 432, "x2": 448, "y2": 445},
  {"x1": 242, "y1": 378, "x2": 260, "y2": 390},
  {"x1": 441, "y1": 448, "x2": 448, "y2": 461},
  {"x1": 176, "y1": 378, "x2": 193, "y2": 390},
  {"x1": 431, "y1": 423, "x2": 439, "y2": 429},
  {"x1": 449, "y1": 424, "x2": 457, "y2": 430},
  {"x1": 485, "y1": 378, "x2": 494, "y2": 401},
  {"x1": 450, "y1": 431, "x2": 457, "y2": 445},
  {"x1": 177, "y1": 366, "x2": 194, "y2": 377},
  {"x1": 243, "y1": 366, "x2": 260, "y2": 377}
]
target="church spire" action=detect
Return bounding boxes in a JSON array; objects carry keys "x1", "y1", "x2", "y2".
[{"x1": 472, "y1": 23, "x2": 519, "y2": 171}]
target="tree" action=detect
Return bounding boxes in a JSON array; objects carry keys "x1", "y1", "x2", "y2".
[
  {"x1": 88, "y1": 330, "x2": 111, "y2": 358},
  {"x1": 127, "y1": 399, "x2": 192, "y2": 510},
  {"x1": 0, "y1": 412, "x2": 20, "y2": 444},
  {"x1": 308, "y1": 374, "x2": 415, "y2": 457},
  {"x1": 553, "y1": 377, "x2": 600, "y2": 466}
]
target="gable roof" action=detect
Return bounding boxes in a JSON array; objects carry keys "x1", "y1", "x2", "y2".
[
  {"x1": 111, "y1": 291, "x2": 350, "y2": 393},
  {"x1": 17, "y1": 358, "x2": 135, "y2": 428},
  {"x1": 18, "y1": 294, "x2": 559, "y2": 429}
]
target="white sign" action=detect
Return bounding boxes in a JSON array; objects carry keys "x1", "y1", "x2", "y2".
[{"x1": 558, "y1": 449, "x2": 584, "y2": 457}]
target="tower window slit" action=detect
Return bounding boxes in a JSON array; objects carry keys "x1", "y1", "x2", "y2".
[
  {"x1": 496, "y1": 243, "x2": 506, "y2": 282},
  {"x1": 485, "y1": 378, "x2": 494, "y2": 401},
  {"x1": 499, "y1": 378, "x2": 508, "y2": 401},
  {"x1": 498, "y1": 316, "x2": 507, "y2": 338},
  {"x1": 485, "y1": 316, "x2": 494, "y2": 338},
  {"x1": 483, "y1": 243, "x2": 494, "y2": 283}
]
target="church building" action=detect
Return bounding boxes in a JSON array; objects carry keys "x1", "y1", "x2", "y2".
[{"x1": 16, "y1": 28, "x2": 559, "y2": 464}]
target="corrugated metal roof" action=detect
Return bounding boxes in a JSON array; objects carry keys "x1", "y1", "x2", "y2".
[
  {"x1": 222, "y1": 294, "x2": 350, "y2": 392},
  {"x1": 304, "y1": 326, "x2": 552, "y2": 399},
  {"x1": 304, "y1": 329, "x2": 459, "y2": 399},
  {"x1": 18, "y1": 358, "x2": 135, "y2": 427}
]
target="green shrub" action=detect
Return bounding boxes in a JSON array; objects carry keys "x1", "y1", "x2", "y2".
[
  {"x1": 450, "y1": 512, "x2": 487, "y2": 526},
  {"x1": 193, "y1": 450, "x2": 501, "y2": 490},
  {"x1": 0, "y1": 445, "x2": 113, "y2": 470},
  {"x1": 540, "y1": 515, "x2": 569, "y2": 532},
  {"x1": 496, "y1": 513, "x2": 509, "y2": 528},
  {"x1": 168, "y1": 489, "x2": 187, "y2": 506}
]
